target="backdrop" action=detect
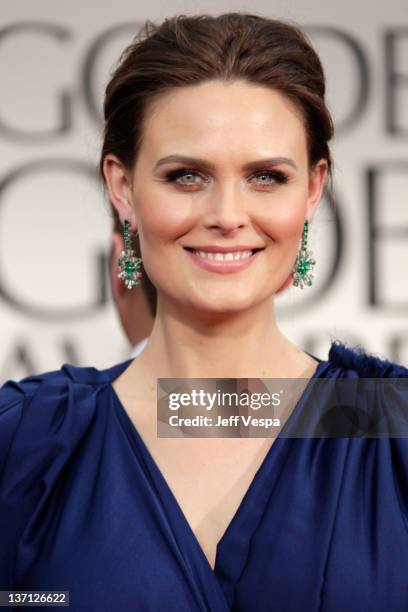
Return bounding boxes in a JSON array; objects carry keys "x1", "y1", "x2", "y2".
[{"x1": 1, "y1": 0, "x2": 407, "y2": 381}]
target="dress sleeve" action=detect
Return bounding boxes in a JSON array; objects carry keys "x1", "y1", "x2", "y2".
[
  {"x1": 0, "y1": 367, "x2": 100, "y2": 592},
  {"x1": 387, "y1": 371, "x2": 408, "y2": 540},
  {"x1": 368, "y1": 357, "x2": 408, "y2": 541},
  {"x1": 0, "y1": 375, "x2": 45, "y2": 590},
  {"x1": 329, "y1": 341, "x2": 408, "y2": 539}
]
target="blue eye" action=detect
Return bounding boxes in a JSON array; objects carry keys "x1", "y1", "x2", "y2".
[
  {"x1": 163, "y1": 168, "x2": 289, "y2": 186},
  {"x1": 164, "y1": 169, "x2": 205, "y2": 185},
  {"x1": 253, "y1": 171, "x2": 289, "y2": 185}
]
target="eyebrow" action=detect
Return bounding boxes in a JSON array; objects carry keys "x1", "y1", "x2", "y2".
[{"x1": 153, "y1": 154, "x2": 298, "y2": 172}]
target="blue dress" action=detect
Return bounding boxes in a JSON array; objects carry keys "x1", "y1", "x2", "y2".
[{"x1": 0, "y1": 340, "x2": 407, "y2": 611}]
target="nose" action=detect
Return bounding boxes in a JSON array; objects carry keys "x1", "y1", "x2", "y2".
[{"x1": 202, "y1": 182, "x2": 249, "y2": 233}]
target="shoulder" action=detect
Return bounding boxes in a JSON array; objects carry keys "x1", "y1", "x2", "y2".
[
  {"x1": 323, "y1": 340, "x2": 408, "y2": 435},
  {"x1": 0, "y1": 361, "x2": 116, "y2": 479},
  {"x1": 323, "y1": 342, "x2": 408, "y2": 534},
  {"x1": 327, "y1": 339, "x2": 408, "y2": 378},
  {"x1": 326, "y1": 340, "x2": 408, "y2": 475},
  {"x1": 0, "y1": 361, "x2": 117, "y2": 587}
]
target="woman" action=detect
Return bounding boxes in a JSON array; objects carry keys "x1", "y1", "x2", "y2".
[{"x1": 1, "y1": 13, "x2": 407, "y2": 612}]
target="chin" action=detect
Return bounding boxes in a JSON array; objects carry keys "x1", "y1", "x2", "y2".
[{"x1": 186, "y1": 293, "x2": 258, "y2": 315}]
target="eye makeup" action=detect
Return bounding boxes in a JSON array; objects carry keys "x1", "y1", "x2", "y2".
[{"x1": 162, "y1": 167, "x2": 290, "y2": 187}]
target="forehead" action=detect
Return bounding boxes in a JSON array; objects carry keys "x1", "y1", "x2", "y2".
[{"x1": 139, "y1": 79, "x2": 307, "y2": 162}]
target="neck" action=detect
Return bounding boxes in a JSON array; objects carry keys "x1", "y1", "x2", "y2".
[{"x1": 131, "y1": 295, "x2": 311, "y2": 381}]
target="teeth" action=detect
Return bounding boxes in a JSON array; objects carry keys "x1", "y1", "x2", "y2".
[{"x1": 193, "y1": 250, "x2": 253, "y2": 261}]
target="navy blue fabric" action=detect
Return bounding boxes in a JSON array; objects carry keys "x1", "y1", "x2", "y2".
[{"x1": 0, "y1": 340, "x2": 407, "y2": 611}]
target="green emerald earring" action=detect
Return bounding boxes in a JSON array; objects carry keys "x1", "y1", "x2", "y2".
[
  {"x1": 117, "y1": 219, "x2": 143, "y2": 289},
  {"x1": 292, "y1": 219, "x2": 316, "y2": 289}
]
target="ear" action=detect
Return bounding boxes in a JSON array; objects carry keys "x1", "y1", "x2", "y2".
[
  {"x1": 306, "y1": 159, "x2": 329, "y2": 221},
  {"x1": 103, "y1": 154, "x2": 138, "y2": 230},
  {"x1": 275, "y1": 159, "x2": 329, "y2": 297}
]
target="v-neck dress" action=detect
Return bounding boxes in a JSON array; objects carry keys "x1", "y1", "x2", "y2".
[{"x1": 0, "y1": 340, "x2": 407, "y2": 611}]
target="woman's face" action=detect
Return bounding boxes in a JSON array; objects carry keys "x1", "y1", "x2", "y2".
[{"x1": 108, "y1": 79, "x2": 328, "y2": 315}]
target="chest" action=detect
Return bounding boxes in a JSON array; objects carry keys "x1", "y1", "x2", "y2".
[{"x1": 122, "y1": 403, "x2": 275, "y2": 571}]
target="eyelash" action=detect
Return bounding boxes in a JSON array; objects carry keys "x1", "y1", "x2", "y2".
[{"x1": 163, "y1": 168, "x2": 290, "y2": 187}]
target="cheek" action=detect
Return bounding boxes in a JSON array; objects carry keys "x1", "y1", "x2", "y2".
[
  {"x1": 137, "y1": 195, "x2": 193, "y2": 241},
  {"x1": 260, "y1": 194, "x2": 307, "y2": 244}
]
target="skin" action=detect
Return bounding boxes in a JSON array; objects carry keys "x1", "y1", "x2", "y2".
[{"x1": 103, "y1": 79, "x2": 328, "y2": 399}]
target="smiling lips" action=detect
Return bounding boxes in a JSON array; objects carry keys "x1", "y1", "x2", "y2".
[
  {"x1": 184, "y1": 245, "x2": 265, "y2": 252},
  {"x1": 183, "y1": 245, "x2": 265, "y2": 274}
]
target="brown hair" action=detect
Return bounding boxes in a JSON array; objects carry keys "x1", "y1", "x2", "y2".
[{"x1": 100, "y1": 12, "x2": 335, "y2": 315}]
